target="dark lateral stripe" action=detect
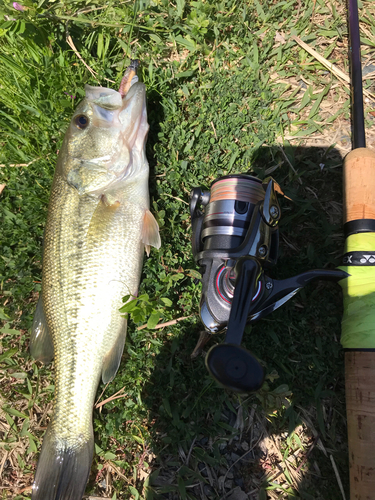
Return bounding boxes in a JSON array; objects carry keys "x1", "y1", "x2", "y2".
[
  {"x1": 344, "y1": 219, "x2": 375, "y2": 237},
  {"x1": 342, "y1": 251, "x2": 375, "y2": 265}
]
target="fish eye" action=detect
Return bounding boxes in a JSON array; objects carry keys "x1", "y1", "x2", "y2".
[{"x1": 74, "y1": 114, "x2": 89, "y2": 129}]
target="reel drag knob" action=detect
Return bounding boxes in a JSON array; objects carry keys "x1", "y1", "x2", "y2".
[{"x1": 206, "y1": 343, "x2": 264, "y2": 392}]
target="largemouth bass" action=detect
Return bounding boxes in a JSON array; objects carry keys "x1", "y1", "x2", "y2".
[{"x1": 30, "y1": 63, "x2": 160, "y2": 500}]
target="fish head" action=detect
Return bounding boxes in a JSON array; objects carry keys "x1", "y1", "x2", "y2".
[{"x1": 59, "y1": 81, "x2": 149, "y2": 196}]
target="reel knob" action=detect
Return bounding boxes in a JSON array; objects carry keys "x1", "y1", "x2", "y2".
[{"x1": 206, "y1": 343, "x2": 264, "y2": 392}]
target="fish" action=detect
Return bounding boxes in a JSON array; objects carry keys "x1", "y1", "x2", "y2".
[{"x1": 29, "y1": 62, "x2": 161, "y2": 500}]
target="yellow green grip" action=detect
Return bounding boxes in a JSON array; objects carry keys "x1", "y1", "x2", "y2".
[{"x1": 339, "y1": 232, "x2": 375, "y2": 348}]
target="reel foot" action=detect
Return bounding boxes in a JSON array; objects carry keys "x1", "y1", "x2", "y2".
[{"x1": 191, "y1": 330, "x2": 211, "y2": 359}]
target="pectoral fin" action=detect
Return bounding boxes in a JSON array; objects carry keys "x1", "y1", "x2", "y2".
[
  {"x1": 30, "y1": 297, "x2": 54, "y2": 364},
  {"x1": 142, "y1": 209, "x2": 161, "y2": 257},
  {"x1": 101, "y1": 320, "x2": 127, "y2": 384}
]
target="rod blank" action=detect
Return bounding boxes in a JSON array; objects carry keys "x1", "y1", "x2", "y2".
[{"x1": 348, "y1": 0, "x2": 366, "y2": 148}]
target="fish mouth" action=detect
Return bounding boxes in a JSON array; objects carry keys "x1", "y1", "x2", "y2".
[{"x1": 84, "y1": 61, "x2": 140, "y2": 114}]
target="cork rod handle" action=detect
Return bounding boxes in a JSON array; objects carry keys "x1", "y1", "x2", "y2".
[
  {"x1": 345, "y1": 352, "x2": 375, "y2": 496},
  {"x1": 343, "y1": 148, "x2": 375, "y2": 499},
  {"x1": 343, "y1": 148, "x2": 375, "y2": 223}
]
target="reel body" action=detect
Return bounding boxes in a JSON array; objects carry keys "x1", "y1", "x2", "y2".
[
  {"x1": 191, "y1": 175, "x2": 279, "y2": 333},
  {"x1": 190, "y1": 174, "x2": 348, "y2": 392}
]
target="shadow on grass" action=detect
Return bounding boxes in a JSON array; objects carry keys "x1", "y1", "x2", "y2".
[{"x1": 138, "y1": 144, "x2": 348, "y2": 499}]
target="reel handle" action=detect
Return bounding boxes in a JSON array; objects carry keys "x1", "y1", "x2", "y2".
[
  {"x1": 224, "y1": 257, "x2": 261, "y2": 345},
  {"x1": 206, "y1": 257, "x2": 265, "y2": 392}
]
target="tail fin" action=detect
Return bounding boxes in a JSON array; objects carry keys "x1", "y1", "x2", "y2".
[{"x1": 31, "y1": 424, "x2": 94, "y2": 500}]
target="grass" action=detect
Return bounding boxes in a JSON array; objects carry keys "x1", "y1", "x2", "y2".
[{"x1": 1, "y1": 0, "x2": 375, "y2": 498}]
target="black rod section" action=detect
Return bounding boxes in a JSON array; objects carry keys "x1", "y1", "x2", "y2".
[{"x1": 348, "y1": 0, "x2": 366, "y2": 148}]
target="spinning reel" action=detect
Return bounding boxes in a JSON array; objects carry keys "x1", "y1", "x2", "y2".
[{"x1": 190, "y1": 174, "x2": 347, "y2": 393}]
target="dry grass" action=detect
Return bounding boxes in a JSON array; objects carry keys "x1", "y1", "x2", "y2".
[{"x1": 275, "y1": 0, "x2": 375, "y2": 155}]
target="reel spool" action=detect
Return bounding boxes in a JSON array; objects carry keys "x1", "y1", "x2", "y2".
[
  {"x1": 190, "y1": 174, "x2": 348, "y2": 392},
  {"x1": 199, "y1": 175, "x2": 270, "y2": 252}
]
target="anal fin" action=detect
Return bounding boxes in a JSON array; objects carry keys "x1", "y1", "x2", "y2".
[
  {"x1": 142, "y1": 209, "x2": 161, "y2": 257},
  {"x1": 30, "y1": 297, "x2": 54, "y2": 364},
  {"x1": 101, "y1": 320, "x2": 127, "y2": 384}
]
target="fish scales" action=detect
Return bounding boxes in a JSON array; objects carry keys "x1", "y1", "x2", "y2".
[
  {"x1": 30, "y1": 70, "x2": 160, "y2": 500},
  {"x1": 43, "y1": 178, "x2": 143, "y2": 443}
]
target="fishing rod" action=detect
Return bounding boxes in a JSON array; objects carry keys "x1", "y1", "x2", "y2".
[{"x1": 340, "y1": 0, "x2": 375, "y2": 497}]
